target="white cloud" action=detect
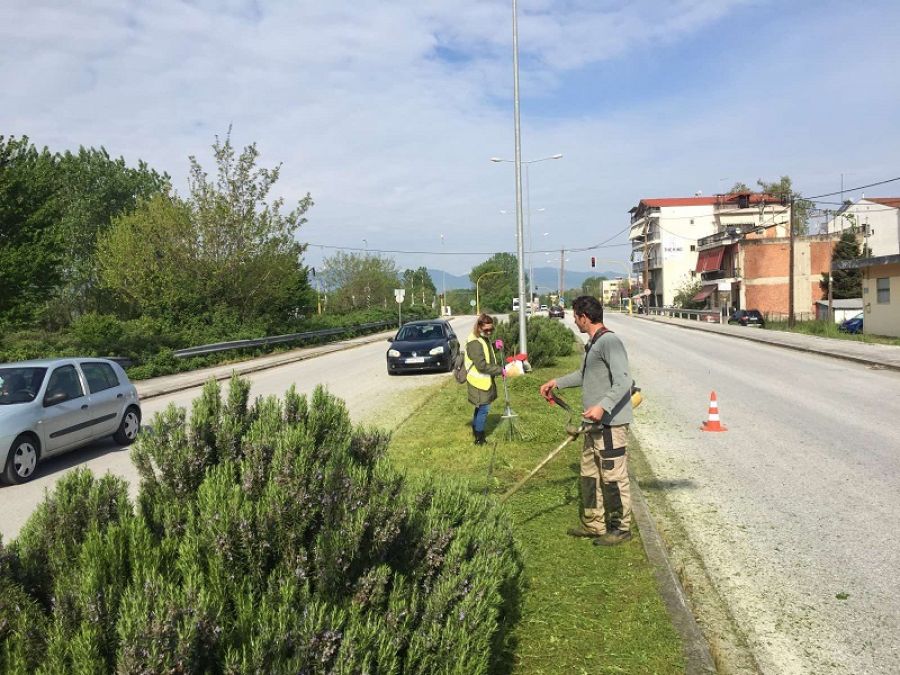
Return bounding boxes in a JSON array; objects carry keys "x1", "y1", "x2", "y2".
[{"x1": 2, "y1": 0, "x2": 898, "y2": 275}]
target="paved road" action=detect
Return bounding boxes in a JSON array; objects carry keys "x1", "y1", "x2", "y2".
[
  {"x1": 0, "y1": 316, "x2": 474, "y2": 542},
  {"x1": 594, "y1": 312, "x2": 900, "y2": 674}
]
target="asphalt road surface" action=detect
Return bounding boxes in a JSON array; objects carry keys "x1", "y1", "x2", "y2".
[
  {"x1": 591, "y1": 312, "x2": 900, "y2": 674},
  {"x1": 0, "y1": 316, "x2": 475, "y2": 542}
]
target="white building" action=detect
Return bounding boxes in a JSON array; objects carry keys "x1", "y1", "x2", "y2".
[
  {"x1": 628, "y1": 193, "x2": 790, "y2": 307},
  {"x1": 824, "y1": 197, "x2": 900, "y2": 257}
]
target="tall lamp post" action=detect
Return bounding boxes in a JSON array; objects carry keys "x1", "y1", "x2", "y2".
[
  {"x1": 476, "y1": 270, "x2": 505, "y2": 315},
  {"x1": 491, "y1": 154, "x2": 562, "y2": 320},
  {"x1": 440, "y1": 233, "x2": 446, "y2": 316}
]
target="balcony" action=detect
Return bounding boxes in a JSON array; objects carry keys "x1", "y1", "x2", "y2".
[{"x1": 697, "y1": 225, "x2": 757, "y2": 250}]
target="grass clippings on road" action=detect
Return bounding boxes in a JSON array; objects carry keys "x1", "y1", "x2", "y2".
[{"x1": 388, "y1": 353, "x2": 685, "y2": 674}]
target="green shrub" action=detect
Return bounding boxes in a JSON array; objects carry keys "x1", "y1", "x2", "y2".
[
  {"x1": 0, "y1": 377, "x2": 521, "y2": 673},
  {"x1": 494, "y1": 315, "x2": 575, "y2": 368}
]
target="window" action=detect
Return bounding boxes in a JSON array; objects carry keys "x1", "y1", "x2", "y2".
[
  {"x1": 80, "y1": 362, "x2": 120, "y2": 393},
  {"x1": 690, "y1": 244, "x2": 696, "y2": 251},
  {"x1": 45, "y1": 365, "x2": 85, "y2": 404},
  {"x1": 876, "y1": 277, "x2": 890, "y2": 304}
]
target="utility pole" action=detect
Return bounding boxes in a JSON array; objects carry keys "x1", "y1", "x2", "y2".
[
  {"x1": 788, "y1": 195, "x2": 796, "y2": 328},
  {"x1": 559, "y1": 249, "x2": 565, "y2": 301},
  {"x1": 826, "y1": 209, "x2": 833, "y2": 323}
]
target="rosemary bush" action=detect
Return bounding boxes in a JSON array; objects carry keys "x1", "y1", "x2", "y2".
[{"x1": 0, "y1": 376, "x2": 521, "y2": 674}]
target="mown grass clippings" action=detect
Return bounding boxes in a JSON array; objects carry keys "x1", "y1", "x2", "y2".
[{"x1": 389, "y1": 353, "x2": 685, "y2": 674}]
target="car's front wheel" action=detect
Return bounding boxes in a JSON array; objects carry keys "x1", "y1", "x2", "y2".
[
  {"x1": 113, "y1": 406, "x2": 141, "y2": 445},
  {"x1": 2, "y1": 434, "x2": 40, "y2": 485}
]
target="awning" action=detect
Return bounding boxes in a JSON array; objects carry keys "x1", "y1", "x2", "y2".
[
  {"x1": 695, "y1": 246, "x2": 726, "y2": 273},
  {"x1": 691, "y1": 285, "x2": 716, "y2": 302}
]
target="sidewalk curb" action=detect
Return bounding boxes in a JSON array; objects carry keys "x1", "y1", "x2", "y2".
[
  {"x1": 630, "y1": 468, "x2": 717, "y2": 674},
  {"x1": 136, "y1": 331, "x2": 395, "y2": 400},
  {"x1": 635, "y1": 315, "x2": 900, "y2": 373}
]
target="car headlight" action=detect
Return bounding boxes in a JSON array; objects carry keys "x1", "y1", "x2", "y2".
[
  {"x1": 388, "y1": 349, "x2": 401, "y2": 357},
  {"x1": 429, "y1": 346, "x2": 445, "y2": 355}
]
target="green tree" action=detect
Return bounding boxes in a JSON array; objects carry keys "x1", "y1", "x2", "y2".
[
  {"x1": 401, "y1": 267, "x2": 436, "y2": 305},
  {"x1": 97, "y1": 132, "x2": 313, "y2": 327},
  {"x1": 728, "y1": 182, "x2": 751, "y2": 193},
  {"x1": 673, "y1": 278, "x2": 707, "y2": 309},
  {"x1": 580, "y1": 275, "x2": 608, "y2": 297},
  {"x1": 820, "y1": 229, "x2": 866, "y2": 299},
  {"x1": 0, "y1": 136, "x2": 167, "y2": 327},
  {"x1": 469, "y1": 253, "x2": 518, "y2": 312},
  {"x1": 320, "y1": 251, "x2": 400, "y2": 311},
  {"x1": 756, "y1": 175, "x2": 812, "y2": 235}
]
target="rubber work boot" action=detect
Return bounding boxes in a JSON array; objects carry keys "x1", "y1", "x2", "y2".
[
  {"x1": 593, "y1": 528, "x2": 632, "y2": 547},
  {"x1": 474, "y1": 431, "x2": 487, "y2": 445},
  {"x1": 566, "y1": 526, "x2": 603, "y2": 539}
]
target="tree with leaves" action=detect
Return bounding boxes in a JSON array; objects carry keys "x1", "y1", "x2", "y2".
[
  {"x1": 673, "y1": 278, "x2": 708, "y2": 309},
  {"x1": 820, "y1": 229, "x2": 867, "y2": 299},
  {"x1": 0, "y1": 135, "x2": 168, "y2": 328},
  {"x1": 320, "y1": 251, "x2": 400, "y2": 311},
  {"x1": 580, "y1": 275, "x2": 608, "y2": 297},
  {"x1": 97, "y1": 132, "x2": 313, "y2": 327},
  {"x1": 401, "y1": 267, "x2": 436, "y2": 305},
  {"x1": 469, "y1": 253, "x2": 518, "y2": 312}
]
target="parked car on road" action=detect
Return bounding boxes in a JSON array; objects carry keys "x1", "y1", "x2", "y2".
[
  {"x1": 728, "y1": 309, "x2": 766, "y2": 327},
  {"x1": 838, "y1": 312, "x2": 864, "y2": 334},
  {"x1": 540, "y1": 304, "x2": 548, "y2": 312},
  {"x1": 386, "y1": 320, "x2": 460, "y2": 375},
  {"x1": 548, "y1": 305, "x2": 564, "y2": 318},
  {"x1": 0, "y1": 358, "x2": 141, "y2": 485}
]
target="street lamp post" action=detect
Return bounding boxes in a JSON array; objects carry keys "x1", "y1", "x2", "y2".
[
  {"x1": 476, "y1": 270, "x2": 505, "y2": 315},
  {"x1": 490, "y1": 153, "x2": 562, "y2": 354},
  {"x1": 440, "y1": 233, "x2": 446, "y2": 316}
]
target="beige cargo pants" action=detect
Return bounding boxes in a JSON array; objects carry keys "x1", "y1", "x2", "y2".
[{"x1": 580, "y1": 424, "x2": 631, "y2": 535}]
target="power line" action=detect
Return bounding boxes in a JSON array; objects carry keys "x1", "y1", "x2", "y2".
[
  {"x1": 305, "y1": 240, "x2": 630, "y2": 256},
  {"x1": 804, "y1": 176, "x2": 900, "y2": 200}
]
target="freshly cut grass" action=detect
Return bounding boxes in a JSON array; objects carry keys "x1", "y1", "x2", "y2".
[{"x1": 389, "y1": 353, "x2": 685, "y2": 674}]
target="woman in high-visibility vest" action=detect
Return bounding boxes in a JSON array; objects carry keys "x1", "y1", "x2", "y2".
[{"x1": 465, "y1": 313, "x2": 504, "y2": 445}]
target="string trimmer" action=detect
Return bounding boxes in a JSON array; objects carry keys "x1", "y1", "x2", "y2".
[{"x1": 499, "y1": 391, "x2": 600, "y2": 503}]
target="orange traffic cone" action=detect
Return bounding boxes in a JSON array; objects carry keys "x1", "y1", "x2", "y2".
[{"x1": 701, "y1": 391, "x2": 727, "y2": 432}]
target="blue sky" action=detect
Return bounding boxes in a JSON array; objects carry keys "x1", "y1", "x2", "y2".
[{"x1": 2, "y1": 0, "x2": 899, "y2": 276}]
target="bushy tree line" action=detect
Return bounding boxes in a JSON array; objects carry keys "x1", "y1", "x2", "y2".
[{"x1": 0, "y1": 378, "x2": 521, "y2": 673}]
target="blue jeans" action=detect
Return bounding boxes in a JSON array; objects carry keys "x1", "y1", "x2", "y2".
[{"x1": 473, "y1": 404, "x2": 490, "y2": 432}]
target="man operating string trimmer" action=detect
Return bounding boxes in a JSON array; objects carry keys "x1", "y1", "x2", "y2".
[{"x1": 539, "y1": 295, "x2": 635, "y2": 547}]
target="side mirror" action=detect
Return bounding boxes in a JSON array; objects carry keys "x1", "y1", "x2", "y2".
[{"x1": 44, "y1": 391, "x2": 68, "y2": 407}]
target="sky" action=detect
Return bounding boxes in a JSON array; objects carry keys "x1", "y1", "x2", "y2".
[{"x1": 3, "y1": 0, "x2": 900, "y2": 276}]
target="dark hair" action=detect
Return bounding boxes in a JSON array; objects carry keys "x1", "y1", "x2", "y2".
[
  {"x1": 474, "y1": 313, "x2": 495, "y2": 332},
  {"x1": 572, "y1": 295, "x2": 604, "y2": 323}
]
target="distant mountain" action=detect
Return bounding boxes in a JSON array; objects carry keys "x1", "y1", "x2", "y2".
[
  {"x1": 427, "y1": 268, "x2": 474, "y2": 291},
  {"x1": 426, "y1": 267, "x2": 624, "y2": 292}
]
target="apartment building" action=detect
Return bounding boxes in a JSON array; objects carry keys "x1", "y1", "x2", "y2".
[
  {"x1": 628, "y1": 193, "x2": 789, "y2": 307},
  {"x1": 824, "y1": 197, "x2": 900, "y2": 257}
]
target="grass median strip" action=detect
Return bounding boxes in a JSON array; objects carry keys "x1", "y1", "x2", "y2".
[{"x1": 388, "y1": 353, "x2": 685, "y2": 674}]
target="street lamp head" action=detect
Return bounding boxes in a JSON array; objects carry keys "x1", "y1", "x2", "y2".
[
  {"x1": 490, "y1": 157, "x2": 505, "y2": 163},
  {"x1": 551, "y1": 154, "x2": 563, "y2": 159}
]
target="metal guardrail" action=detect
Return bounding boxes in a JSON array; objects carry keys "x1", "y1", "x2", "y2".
[
  {"x1": 643, "y1": 307, "x2": 724, "y2": 324},
  {"x1": 172, "y1": 320, "x2": 395, "y2": 359}
]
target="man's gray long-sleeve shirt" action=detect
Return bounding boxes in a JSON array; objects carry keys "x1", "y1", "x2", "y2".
[{"x1": 555, "y1": 330, "x2": 633, "y2": 426}]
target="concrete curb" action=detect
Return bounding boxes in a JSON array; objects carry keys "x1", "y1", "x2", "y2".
[
  {"x1": 630, "y1": 469, "x2": 717, "y2": 674},
  {"x1": 635, "y1": 315, "x2": 900, "y2": 373},
  {"x1": 136, "y1": 330, "x2": 396, "y2": 400}
]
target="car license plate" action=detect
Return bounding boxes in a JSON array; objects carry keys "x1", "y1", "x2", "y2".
[{"x1": 405, "y1": 357, "x2": 425, "y2": 364}]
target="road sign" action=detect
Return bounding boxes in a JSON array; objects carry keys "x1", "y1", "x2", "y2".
[{"x1": 394, "y1": 288, "x2": 405, "y2": 303}]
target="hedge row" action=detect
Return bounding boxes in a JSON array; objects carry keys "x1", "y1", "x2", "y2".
[
  {"x1": 0, "y1": 377, "x2": 521, "y2": 673},
  {"x1": 493, "y1": 315, "x2": 575, "y2": 368},
  {"x1": 0, "y1": 305, "x2": 437, "y2": 380}
]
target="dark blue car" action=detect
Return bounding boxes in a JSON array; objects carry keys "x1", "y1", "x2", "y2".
[
  {"x1": 386, "y1": 320, "x2": 459, "y2": 375},
  {"x1": 838, "y1": 312, "x2": 863, "y2": 334}
]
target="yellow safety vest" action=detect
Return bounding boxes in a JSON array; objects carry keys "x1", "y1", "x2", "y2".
[{"x1": 465, "y1": 333, "x2": 493, "y2": 390}]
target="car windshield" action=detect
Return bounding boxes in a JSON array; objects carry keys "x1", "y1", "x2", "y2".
[
  {"x1": 396, "y1": 324, "x2": 444, "y2": 341},
  {"x1": 0, "y1": 367, "x2": 48, "y2": 405}
]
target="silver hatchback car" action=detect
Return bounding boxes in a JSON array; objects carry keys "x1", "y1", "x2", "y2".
[{"x1": 0, "y1": 358, "x2": 141, "y2": 485}]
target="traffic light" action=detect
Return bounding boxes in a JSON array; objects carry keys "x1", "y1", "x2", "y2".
[{"x1": 590, "y1": 256, "x2": 596, "y2": 268}]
